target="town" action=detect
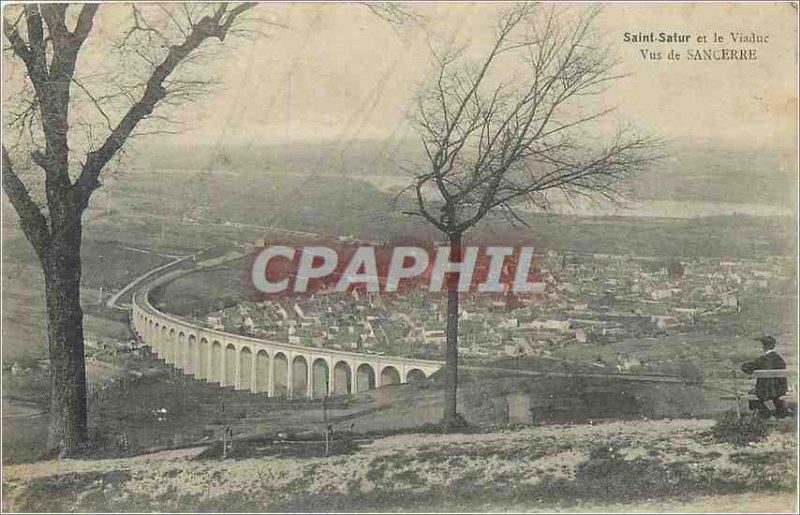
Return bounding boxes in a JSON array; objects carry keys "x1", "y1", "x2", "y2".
[{"x1": 186, "y1": 249, "x2": 795, "y2": 366}]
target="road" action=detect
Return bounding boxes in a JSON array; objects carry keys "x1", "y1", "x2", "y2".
[{"x1": 106, "y1": 244, "x2": 218, "y2": 310}]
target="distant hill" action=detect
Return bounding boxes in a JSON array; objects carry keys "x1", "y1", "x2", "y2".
[
  {"x1": 132, "y1": 139, "x2": 797, "y2": 207},
  {"x1": 635, "y1": 143, "x2": 796, "y2": 206},
  {"x1": 88, "y1": 162, "x2": 798, "y2": 257}
]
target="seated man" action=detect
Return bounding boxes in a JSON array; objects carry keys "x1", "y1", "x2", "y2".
[{"x1": 741, "y1": 335, "x2": 789, "y2": 417}]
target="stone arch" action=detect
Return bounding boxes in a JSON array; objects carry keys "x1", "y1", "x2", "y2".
[
  {"x1": 210, "y1": 341, "x2": 223, "y2": 383},
  {"x1": 176, "y1": 332, "x2": 186, "y2": 368},
  {"x1": 380, "y1": 366, "x2": 400, "y2": 387},
  {"x1": 291, "y1": 355, "x2": 309, "y2": 398},
  {"x1": 187, "y1": 334, "x2": 197, "y2": 374},
  {"x1": 356, "y1": 363, "x2": 376, "y2": 393},
  {"x1": 255, "y1": 350, "x2": 270, "y2": 394},
  {"x1": 225, "y1": 343, "x2": 237, "y2": 387},
  {"x1": 240, "y1": 347, "x2": 253, "y2": 391},
  {"x1": 168, "y1": 328, "x2": 176, "y2": 358},
  {"x1": 159, "y1": 325, "x2": 165, "y2": 357},
  {"x1": 406, "y1": 368, "x2": 426, "y2": 384},
  {"x1": 273, "y1": 352, "x2": 288, "y2": 396},
  {"x1": 172, "y1": 329, "x2": 178, "y2": 361},
  {"x1": 198, "y1": 338, "x2": 209, "y2": 379},
  {"x1": 332, "y1": 361, "x2": 352, "y2": 396},
  {"x1": 312, "y1": 358, "x2": 330, "y2": 399}
]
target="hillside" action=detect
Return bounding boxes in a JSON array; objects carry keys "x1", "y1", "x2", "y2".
[
  {"x1": 2, "y1": 336, "x2": 733, "y2": 466},
  {"x1": 2, "y1": 417, "x2": 795, "y2": 512}
]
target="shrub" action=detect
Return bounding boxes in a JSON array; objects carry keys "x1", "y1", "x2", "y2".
[
  {"x1": 570, "y1": 443, "x2": 695, "y2": 501},
  {"x1": 711, "y1": 411, "x2": 769, "y2": 447}
]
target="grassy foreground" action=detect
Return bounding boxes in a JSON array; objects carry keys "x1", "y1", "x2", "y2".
[{"x1": 2, "y1": 418, "x2": 795, "y2": 513}]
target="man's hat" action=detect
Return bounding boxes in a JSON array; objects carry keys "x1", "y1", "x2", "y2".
[{"x1": 754, "y1": 335, "x2": 777, "y2": 348}]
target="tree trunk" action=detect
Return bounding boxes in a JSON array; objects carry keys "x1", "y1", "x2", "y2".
[
  {"x1": 443, "y1": 232, "x2": 461, "y2": 425},
  {"x1": 43, "y1": 223, "x2": 88, "y2": 455}
]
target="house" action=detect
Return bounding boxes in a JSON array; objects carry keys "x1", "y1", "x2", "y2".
[
  {"x1": 499, "y1": 317, "x2": 518, "y2": 329},
  {"x1": 240, "y1": 316, "x2": 255, "y2": 336},
  {"x1": 616, "y1": 354, "x2": 642, "y2": 372},
  {"x1": 721, "y1": 293, "x2": 740, "y2": 310},
  {"x1": 650, "y1": 289, "x2": 671, "y2": 300},
  {"x1": 207, "y1": 316, "x2": 224, "y2": 331},
  {"x1": 651, "y1": 315, "x2": 674, "y2": 330},
  {"x1": 424, "y1": 330, "x2": 446, "y2": 346}
]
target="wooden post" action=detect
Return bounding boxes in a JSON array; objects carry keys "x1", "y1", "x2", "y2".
[
  {"x1": 323, "y1": 377, "x2": 330, "y2": 456},
  {"x1": 733, "y1": 370, "x2": 741, "y2": 420},
  {"x1": 307, "y1": 355, "x2": 313, "y2": 399},
  {"x1": 324, "y1": 384, "x2": 328, "y2": 454},
  {"x1": 222, "y1": 426, "x2": 233, "y2": 459}
]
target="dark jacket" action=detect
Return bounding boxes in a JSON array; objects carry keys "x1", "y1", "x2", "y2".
[{"x1": 741, "y1": 351, "x2": 788, "y2": 400}]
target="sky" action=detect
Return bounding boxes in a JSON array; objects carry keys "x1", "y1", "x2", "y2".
[
  {"x1": 122, "y1": 1, "x2": 796, "y2": 151},
  {"x1": 3, "y1": 2, "x2": 796, "y2": 150},
  {"x1": 2, "y1": 1, "x2": 797, "y2": 201}
]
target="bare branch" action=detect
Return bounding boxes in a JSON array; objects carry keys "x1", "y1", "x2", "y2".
[
  {"x1": 402, "y1": 4, "x2": 661, "y2": 237},
  {"x1": 362, "y1": 2, "x2": 426, "y2": 34},
  {"x1": 3, "y1": 8, "x2": 44, "y2": 87},
  {"x1": 71, "y1": 77, "x2": 113, "y2": 132},
  {"x1": 73, "y1": 2, "x2": 256, "y2": 210},
  {"x1": 2, "y1": 146, "x2": 51, "y2": 257}
]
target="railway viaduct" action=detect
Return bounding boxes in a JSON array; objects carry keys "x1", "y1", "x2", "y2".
[{"x1": 130, "y1": 274, "x2": 443, "y2": 398}]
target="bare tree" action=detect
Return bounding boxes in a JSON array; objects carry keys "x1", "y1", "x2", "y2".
[
  {"x1": 361, "y1": 2, "x2": 426, "y2": 33},
  {"x1": 2, "y1": 3, "x2": 260, "y2": 455},
  {"x1": 401, "y1": 4, "x2": 659, "y2": 426}
]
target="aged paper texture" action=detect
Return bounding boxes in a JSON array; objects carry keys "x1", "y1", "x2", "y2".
[{"x1": 2, "y1": 2, "x2": 797, "y2": 513}]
